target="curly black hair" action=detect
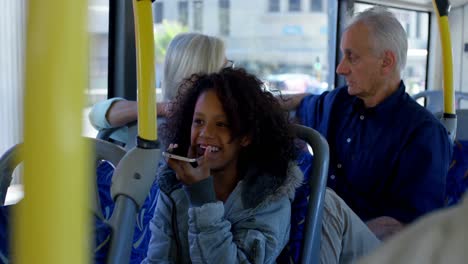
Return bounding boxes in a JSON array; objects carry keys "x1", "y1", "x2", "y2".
[{"x1": 161, "y1": 67, "x2": 297, "y2": 180}]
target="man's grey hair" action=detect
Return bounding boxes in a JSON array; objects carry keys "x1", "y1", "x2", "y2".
[{"x1": 347, "y1": 6, "x2": 408, "y2": 73}]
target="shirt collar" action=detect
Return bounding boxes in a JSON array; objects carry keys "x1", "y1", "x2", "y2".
[{"x1": 352, "y1": 81, "x2": 406, "y2": 115}]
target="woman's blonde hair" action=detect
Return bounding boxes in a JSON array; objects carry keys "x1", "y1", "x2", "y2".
[{"x1": 162, "y1": 33, "x2": 225, "y2": 101}]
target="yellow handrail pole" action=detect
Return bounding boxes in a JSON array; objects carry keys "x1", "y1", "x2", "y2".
[
  {"x1": 432, "y1": 0, "x2": 455, "y2": 115},
  {"x1": 439, "y1": 18, "x2": 455, "y2": 114},
  {"x1": 133, "y1": 0, "x2": 157, "y2": 142},
  {"x1": 432, "y1": 0, "x2": 457, "y2": 140},
  {"x1": 14, "y1": 0, "x2": 90, "y2": 263},
  {"x1": 106, "y1": 2, "x2": 158, "y2": 262}
]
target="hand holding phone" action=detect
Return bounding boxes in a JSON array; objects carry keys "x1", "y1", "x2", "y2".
[
  {"x1": 162, "y1": 151, "x2": 198, "y2": 168},
  {"x1": 164, "y1": 144, "x2": 213, "y2": 185}
]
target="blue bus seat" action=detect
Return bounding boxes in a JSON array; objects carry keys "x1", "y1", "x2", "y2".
[
  {"x1": 278, "y1": 124, "x2": 330, "y2": 264},
  {"x1": 277, "y1": 149, "x2": 314, "y2": 263},
  {"x1": 431, "y1": 110, "x2": 468, "y2": 206},
  {"x1": 0, "y1": 138, "x2": 161, "y2": 264},
  {"x1": 433, "y1": 109, "x2": 468, "y2": 142},
  {"x1": 445, "y1": 140, "x2": 468, "y2": 206},
  {"x1": 94, "y1": 160, "x2": 159, "y2": 263},
  {"x1": 415, "y1": 92, "x2": 468, "y2": 207},
  {"x1": 0, "y1": 205, "x2": 10, "y2": 263},
  {"x1": 454, "y1": 109, "x2": 468, "y2": 141},
  {"x1": 412, "y1": 90, "x2": 468, "y2": 113}
]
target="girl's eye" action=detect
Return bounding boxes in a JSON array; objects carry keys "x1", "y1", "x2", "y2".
[
  {"x1": 216, "y1": 122, "x2": 230, "y2": 128},
  {"x1": 193, "y1": 118, "x2": 204, "y2": 125}
]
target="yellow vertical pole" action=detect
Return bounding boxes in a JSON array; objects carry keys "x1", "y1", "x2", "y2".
[
  {"x1": 14, "y1": 0, "x2": 90, "y2": 263},
  {"x1": 133, "y1": 0, "x2": 157, "y2": 141},
  {"x1": 439, "y1": 16, "x2": 455, "y2": 114},
  {"x1": 432, "y1": 0, "x2": 455, "y2": 115}
]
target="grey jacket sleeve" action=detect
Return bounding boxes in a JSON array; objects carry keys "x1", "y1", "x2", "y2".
[
  {"x1": 183, "y1": 177, "x2": 217, "y2": 207},
  {"x1": 141, "y1": 192, "x2": 178, "y2": 264},
  {"x1": 88, "y1": 97, "x2": 125, "y2": 130},
  {"x1": 187, "y1": 197, "x2": 291, "y2": 264}
]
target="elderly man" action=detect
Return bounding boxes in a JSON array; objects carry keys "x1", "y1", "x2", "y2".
[{"x1": 282, "y1": 6, "x2": 451, "y2": 241}]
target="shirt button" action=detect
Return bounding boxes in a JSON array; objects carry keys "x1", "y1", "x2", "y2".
[
  {"x1": 346, "y1": 138, "x2": 351, "y2": 143},
  {"x1": 337, "y1": 163, "x2": 342, "y2": 168},
  {"x1": 330, "y1": 174, "x2": 336, "y2": 180},
  {"x1": 360, "y1": 115, "x2": 365, "y2": 120}
]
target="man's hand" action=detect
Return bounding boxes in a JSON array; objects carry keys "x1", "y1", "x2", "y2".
[
  {"x1": 366, "y1": 216, "x2": 404, "y2": 240},
  {"x1": 277, "y1": 93, "x2": 309, "y2": 111}
]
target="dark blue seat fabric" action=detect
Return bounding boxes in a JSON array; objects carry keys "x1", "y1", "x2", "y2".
[
  {"x1": 94, "y1": 214, "x2": 112, "y2": 263},
  {"x1": 0, "y1": 206, "x2": 113, "y2": 264},
  {"x1": 0, "y1": 203, "x2": 116, "y2": 264},
  {"x1": 0, "y1": 206, "x2": 10, "y2": 263},
  {"x1": 94, "y1": 160, "x2": 159, "y2": 264},
  {"x1": 0, "y1": 161, "x2": 159, "y2": 264},
  {"x1": 277, "y1": 149, "x2": 314, "y2": 263},
  {"x1": 445, "y1": 140, "x2": 468, "y2": 206}
]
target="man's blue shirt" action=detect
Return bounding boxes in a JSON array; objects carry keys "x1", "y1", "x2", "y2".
[{"x1": 297, "y1": 81, "x2": 451, "y2": 223}]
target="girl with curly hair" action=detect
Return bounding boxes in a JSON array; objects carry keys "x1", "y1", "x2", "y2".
[{"x1": 142, "y1": 68, "x2": 303, "y2": 263}]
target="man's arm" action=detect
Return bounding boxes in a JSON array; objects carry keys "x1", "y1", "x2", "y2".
[{"x1": 277, "y1": 93, "x2": 309, "y2": 111}]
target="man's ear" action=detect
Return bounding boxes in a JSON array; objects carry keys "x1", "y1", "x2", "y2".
[
  {"x1": 240, "y1": 135, "x2": 252, "y2": 147},
  {"x1": 381, "y1": 50, "x2": 396, "y2": 75}
]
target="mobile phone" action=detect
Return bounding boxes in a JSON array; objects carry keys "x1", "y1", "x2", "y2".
[{"x1": 162, "y1": 152, "x2": 198, "y2": 167}]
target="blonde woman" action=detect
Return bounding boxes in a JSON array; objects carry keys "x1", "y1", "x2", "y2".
[{"x1": 88, "y1": 33, "x2": 227, "y2": 142}]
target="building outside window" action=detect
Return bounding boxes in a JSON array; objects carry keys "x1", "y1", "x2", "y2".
[
  {"x1": 416, "y1": 13, "x2": 421, "y2": 38},
  {"x1": 310, "y1": 0, "x2": 322, "y2": 12},
  {"x1": 289, "y1": 0, "x2": 301, "y2": 12},
  {"x1": 193, "y1": 1, "x2": 203, "y2": 31},
  {"x1": 178, "y1": 1, "x2": 188, "y2": 26},
  {"x1": 268, "y1": 0, "x2": 280, "y2": 12},
  {"x1": 154, "y1": 2, "x2": 163, "y2": 23},
  {"x1": 219, "y1": 0, "x2": 230, "y2": 35},
  {"x1": 149, "y1": 0, "x2": 335, "y2": 97}
]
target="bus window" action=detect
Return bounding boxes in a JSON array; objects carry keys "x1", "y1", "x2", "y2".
[
  {"x1": 85, "y1": 0, "x2": 110, "y2": 138},
  {"x1": 152, "y1": 0, "x2": 336, "y2": 96},
  {"x1": 0, "y1": 0, "x2": 26, "y2": 188},
  {"x1": 355, "y1": 2, "x2": 430, "y2": 97}
]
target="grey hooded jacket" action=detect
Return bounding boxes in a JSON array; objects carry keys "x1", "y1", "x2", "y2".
[{"x1": 141, "y1": 164, "x2": 303, "y2": 264}]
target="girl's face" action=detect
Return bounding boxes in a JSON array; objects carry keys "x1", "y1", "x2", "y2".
[{"x1": 190, "y1": 90, "x2": 250, "y2": 172}]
